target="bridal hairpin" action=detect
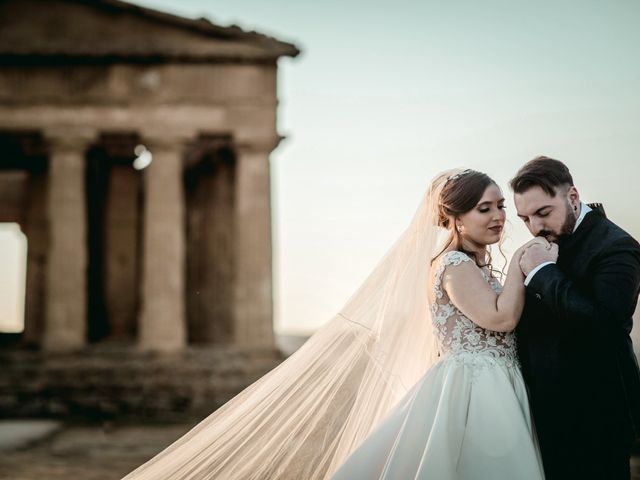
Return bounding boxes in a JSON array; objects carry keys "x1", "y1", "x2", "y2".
[{"x1": 446, "y1": 169, "x2": 472, "y2": 182}]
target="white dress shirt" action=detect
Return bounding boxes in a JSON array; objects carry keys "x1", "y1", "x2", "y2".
[{"x1": 523, "y1": 202, "x2": 592, "y2": 286}]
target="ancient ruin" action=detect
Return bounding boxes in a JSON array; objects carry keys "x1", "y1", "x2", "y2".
[{"x1": 0, "y1": 0, "x2": 299, "y2": 419}]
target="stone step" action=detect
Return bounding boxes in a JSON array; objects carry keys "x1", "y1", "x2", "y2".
[{"x1": 0, "y1": 346, "x2": 284, "y2": 421}]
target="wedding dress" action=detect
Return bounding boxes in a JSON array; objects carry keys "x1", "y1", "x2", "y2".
[{"x1": 330, "y1": 250, "x2": 545, "y2": 480}]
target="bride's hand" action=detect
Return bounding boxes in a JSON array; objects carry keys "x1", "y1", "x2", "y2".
[{"x1": 513, "y1": 237, "x2": 551, "y2": 264}]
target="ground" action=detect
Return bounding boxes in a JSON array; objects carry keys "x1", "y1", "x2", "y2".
[
  {"x1": 0, "y1": 422, "x2": 639, "y2": 479},
  {"x1": 0, "y1": 422, "x2": 191, "y2": 480}
]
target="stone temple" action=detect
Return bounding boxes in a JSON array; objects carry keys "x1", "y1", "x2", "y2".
[{"x1": 0, "y1": 0, "x2": 300, "y2": 420}]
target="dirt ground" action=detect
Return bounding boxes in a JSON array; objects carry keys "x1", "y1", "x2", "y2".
[
  {"x1": 1, "y1": 423, "x2": 639, "y2": 480},
  {"x1": 0, "y1": 423, "x2": 192, "y2": 480}
]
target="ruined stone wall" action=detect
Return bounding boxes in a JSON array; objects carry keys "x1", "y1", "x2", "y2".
[{"x1": 0, "y1": 347, "x2": 283, "y2": 421}]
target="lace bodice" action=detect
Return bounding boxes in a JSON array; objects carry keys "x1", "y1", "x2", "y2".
[{"x1": 429, "y1": 251, "x2": 517, "y2": 364}]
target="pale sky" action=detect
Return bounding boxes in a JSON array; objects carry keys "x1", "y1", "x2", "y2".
[
  {"x1": 134, "y1": 0, "x2": 640, "y2": 335},
  {"x1": 1, "y1": 0, "x2": 639, "y2": 341},
  {"x1": 0, "y1": 224, "x2": 26, "y2": 332}
]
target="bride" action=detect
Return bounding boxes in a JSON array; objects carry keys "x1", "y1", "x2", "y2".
[{"x1": 123, "y1": 168, "x2": 546, "y2": 480}]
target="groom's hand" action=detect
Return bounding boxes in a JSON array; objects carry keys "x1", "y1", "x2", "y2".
[{"x1": 519, "y1": 241, "x2": 559, "y2": 276}]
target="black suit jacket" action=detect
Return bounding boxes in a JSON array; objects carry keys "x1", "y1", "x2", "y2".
[{"x1": 517, "y1": 204, "x2": 640, "y2": 459}]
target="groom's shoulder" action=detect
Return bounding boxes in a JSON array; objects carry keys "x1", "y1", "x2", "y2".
[{"x1": 588, "y1": 213, "x2": 640, "y2": 254}]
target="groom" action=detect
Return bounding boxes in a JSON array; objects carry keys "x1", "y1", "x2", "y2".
[{"x1": 510, "y1": 156, "x2": 640, "y2": 480}]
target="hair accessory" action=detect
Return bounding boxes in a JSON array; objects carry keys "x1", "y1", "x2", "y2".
[{"x1": 446, "y1": 169, "x2": 472, "y2": 183}]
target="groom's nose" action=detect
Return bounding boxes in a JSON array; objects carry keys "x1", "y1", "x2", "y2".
[{"x1": 529, "y1": 218, "x2": 545, "y2": 236}]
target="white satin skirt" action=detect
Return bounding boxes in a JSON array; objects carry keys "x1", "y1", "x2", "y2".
[{"x1": 330, "y1": 352, "x2": 545, "y2": 480}]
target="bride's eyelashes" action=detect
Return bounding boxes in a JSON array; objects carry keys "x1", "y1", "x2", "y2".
[{"x1": 478, "y1": 205, "x2": 506, "y2": 213}]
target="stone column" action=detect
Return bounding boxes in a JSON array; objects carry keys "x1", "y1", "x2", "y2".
[
  {"x1": 233, "y1": 140, "x2": 277, "y2": 347},
  {"x1": 138, "y1": 134, "x2": 189, "y2": 352},
  {"x1": 43, "y1": 129, "x2": 95, "y2": 352}
]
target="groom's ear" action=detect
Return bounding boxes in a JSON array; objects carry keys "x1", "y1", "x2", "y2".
[{"x1": 566, "y1": 185, "x2": 580, "y2": 207}]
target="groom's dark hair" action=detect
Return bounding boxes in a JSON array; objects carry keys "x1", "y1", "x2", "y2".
[{"x1": 509, "y1": 156, "x2": 574, "y2": 197}]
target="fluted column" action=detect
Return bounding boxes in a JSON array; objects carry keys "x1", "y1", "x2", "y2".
[
  {"x1": 138, "y1": 133, "x2": 189, "y2": 352},
  {"x1": 43, "y1": 128, "x2": 95, "y2": 352},
  {"x1": 233, "y1": 140, "x2": 277, "y2": 347}
]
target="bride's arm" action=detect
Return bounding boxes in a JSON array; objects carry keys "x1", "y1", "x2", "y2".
[{"x1": 442, "y1": 239, "x2": 547, "y2": 332}]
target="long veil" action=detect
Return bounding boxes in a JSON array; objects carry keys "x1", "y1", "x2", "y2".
[{"x1": 122, "y1": 169, "x2": 458, "y2": 480}]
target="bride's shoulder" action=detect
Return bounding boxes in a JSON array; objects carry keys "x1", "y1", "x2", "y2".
[
  {"x1": 430, "y1": 250, "x2": 476, "y2": 296},
  {"x1": 437, "y1": 250, "x2": 473, "y2": 267}
]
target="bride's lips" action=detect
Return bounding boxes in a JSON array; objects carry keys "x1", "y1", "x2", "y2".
[{"x1": 488, "y1": 225, "x2": 503, "y2": 233}]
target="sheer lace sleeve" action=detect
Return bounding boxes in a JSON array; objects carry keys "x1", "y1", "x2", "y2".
[{"x1": 432, "y1": 251, "x2": 474, "y2": 300}]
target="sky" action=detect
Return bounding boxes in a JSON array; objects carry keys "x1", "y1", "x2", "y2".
[
  {"x1": 1, "y1": 0, "x2": 639, "y2": 340},
  {"x1": 0, "y1": 224, "x2": 26, "y2": 332}
]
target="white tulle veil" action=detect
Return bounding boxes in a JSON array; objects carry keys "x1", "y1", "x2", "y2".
[{"x1": 122, "y1": 169, "x2": 462, "y2": 480}]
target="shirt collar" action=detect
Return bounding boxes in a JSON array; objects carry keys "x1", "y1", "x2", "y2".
[{"x1": 573, "y1": 201, "x2": 591, "y2": 232}]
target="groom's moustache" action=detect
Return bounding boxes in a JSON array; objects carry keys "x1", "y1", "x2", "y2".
[{"x1": 538, "y1": 230, "x2": 568, "y2": 246}]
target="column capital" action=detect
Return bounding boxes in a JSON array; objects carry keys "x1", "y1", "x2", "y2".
[
  {"x1": 235, "y1": 135, "x2": 284, "y2": 155},
  {"x1": 43, "y1": 127, "x2": 97, "y2": 152},
  {"x1": 140, "y1": 130, "x2": 195, "y2": 152}
]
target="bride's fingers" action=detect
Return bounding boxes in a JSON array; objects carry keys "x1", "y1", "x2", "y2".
[
  {"x1": 523, "y1": 237, "x2": 549, "y2": 249},
  {"x1": 537, "y1": 237, "x2": 551, "y2": 248}
]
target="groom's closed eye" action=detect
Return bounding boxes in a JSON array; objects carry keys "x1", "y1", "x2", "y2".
[
  {"x1": 518, "y1": 207, "x2": 552, "y2": 222},
  {"x1": 534, "y1": 207, "x2": 552, "y2": 217}
]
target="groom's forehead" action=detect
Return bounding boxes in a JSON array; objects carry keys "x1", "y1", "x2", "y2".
[{"x1": 514, "y1": 186, "x2": 559, "y2": 212}]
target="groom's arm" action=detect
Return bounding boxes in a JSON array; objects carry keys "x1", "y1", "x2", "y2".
[
  {"x1": 527, "y1": 237, "x2": 640, "y2": 337},
  {"x1": 523, "y1": 261, "x2": 555, "y2": 286}
]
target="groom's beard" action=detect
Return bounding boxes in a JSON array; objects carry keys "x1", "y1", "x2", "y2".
[{"x1": 537, "y1": 201, "x2": 577, "y2": 245}]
